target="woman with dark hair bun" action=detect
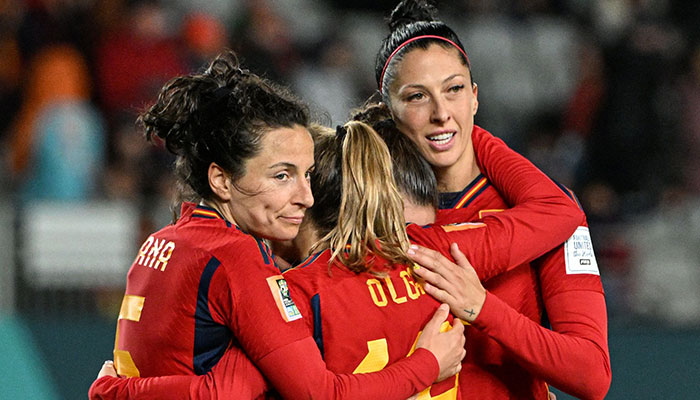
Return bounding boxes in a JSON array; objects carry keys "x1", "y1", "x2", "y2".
[
  {"x1": 373, "y1": 1, "x2": 611, "y2": 399},
  {"x1": 89, "y1": 50, "x2": 468, "y2": 400}
]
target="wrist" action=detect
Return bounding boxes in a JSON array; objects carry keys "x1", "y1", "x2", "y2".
[{"x1": 460, "y1": 289, "x2": 486, "y2": 323}]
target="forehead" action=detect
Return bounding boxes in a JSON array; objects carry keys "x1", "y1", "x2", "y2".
[
  {"x1": 392, "y1": 44, "x2": 470, "y2": 86},
  {"x1": 252, "y1": 124, "x2": 314, "y2": 165}
]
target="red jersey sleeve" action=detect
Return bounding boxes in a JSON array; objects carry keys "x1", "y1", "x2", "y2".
[
  {"x1": 407, "y1": 127, "x2": 583, "y2": 281},
  {"x1": 470, "y1": 217, "x2": 611, "y2": 400},
  {"x1": 90, "y1": 264, "x2": 439, "y2": 400},
  {"x1": 88, "y1": 344, "x2": 268, "y2": 400},
  {"x1": 235, "y1": 263, "x2": 439, "y2": 400}
]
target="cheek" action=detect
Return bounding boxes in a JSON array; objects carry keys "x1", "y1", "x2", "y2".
[
  {"x1": 395, "y1": 108, "x2": 424, "y2": 135},
  {"x1": 259, "y1": 190, "x2": 291, "y2": 215}
]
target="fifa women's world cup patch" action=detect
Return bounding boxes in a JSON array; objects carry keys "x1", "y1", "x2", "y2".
[
  {"x1": 564, "y1": 226, "x2": 600, "y2": 275},
  {"x1": 266, "y1": 275, "x2": 302, "y2": 322}
]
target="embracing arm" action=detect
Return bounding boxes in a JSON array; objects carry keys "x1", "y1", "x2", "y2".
[
  {"x1": 414, "y1": 128, "x2": 583, "y2": 281},
  {"x1": 88, "y1": 343, "x2": 269, "y2": 400},
  {"x1": 410, "y1": 232, "x2": 611, "y2": 400},
  {"x1": 470, "y1": 128, "x2": 583, "y2": 279},
  {"x1": 89, "y1": 288, "x2": 463, "y2": 400},
  {"x1": 475, "y1": 289, "x2": 609, "y2": 400}
]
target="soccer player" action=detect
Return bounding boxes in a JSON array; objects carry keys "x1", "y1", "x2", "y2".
[
  {"x1": 89, "y1": 50, "x2": 467, "y2": 400},
  {"x1": 374, "y1": 1, "x2": 611, "y2": 399}
]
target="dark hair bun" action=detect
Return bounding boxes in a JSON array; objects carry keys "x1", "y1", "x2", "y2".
[{"x1": 388, "y1": 0, "x2": 438, "y2": 31}]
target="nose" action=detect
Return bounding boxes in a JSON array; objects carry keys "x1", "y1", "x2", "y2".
[
  {"x1": 430, "y1": 97, "x2": 451, "y2": 124},
  {"x1": 295, "y1": 176, "x2": 314, "y2": 208}
]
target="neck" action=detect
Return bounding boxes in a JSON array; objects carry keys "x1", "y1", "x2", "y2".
[
  {"x1": 201, "y1": 199, "x2": 239, "y2": 227},
  {"x1": 434, "y1": 143, "x2": 480, "y2": 192},
  {"x1": 270, "y1": 220, "x2": 321, "y2": 265}
]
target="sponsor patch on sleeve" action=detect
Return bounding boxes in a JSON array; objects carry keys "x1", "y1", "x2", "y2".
[
  {"x1": 266, "y1": 275, "x2": 302, "y2": 322},
  {"x1": 564, "y1": 226, "x2": 599, "y2": 275},
  {"x1": 441, "y1": 222, "x2": 486, "y2": 232}
]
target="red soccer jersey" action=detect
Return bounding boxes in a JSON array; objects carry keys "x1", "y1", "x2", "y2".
[
  {"x1": 111, "y1": 202, "x2": 304, "y2": 378},
  {"x1": 285, "y1": 250, "x2": 460, "y2": 399},
  {"x1": 90, "y1": 203, "x2": 439, "y2": 400},
  {"x1": 435, "y1": 126, "x2": 610, "y2": 399}
]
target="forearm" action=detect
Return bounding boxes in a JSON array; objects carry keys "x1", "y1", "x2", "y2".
[
  {"x1": 256, "y1": 336, "x2": 439, "y2": 400},
  {"x1": 88, "y1": 346, "x2": 268, "y2": 400},
  {"x1": 472, "y1": 291, "x2": 611, "y2": 400},
  {"x1": 89, "y1": 375, "x2": 194, "y2": 400},
  {"x1": 466, "y1": 129, "x2": 583, "y2": 279}
]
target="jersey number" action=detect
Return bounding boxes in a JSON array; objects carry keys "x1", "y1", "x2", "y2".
[
  {"x1": 352, "y1": 322, "x2": 458, "y2": 399},
  {"x1": 113, "y1": 294, "x2": 144, "y2": 377}
]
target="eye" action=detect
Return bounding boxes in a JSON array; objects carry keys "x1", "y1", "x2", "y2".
[
  {"x1": 406, "y1": 92, "x2": 425, "y2": 102},
  {"x1": 274, "y1": 172, "x2": 290, "y2": 181},
  {"x1": 448, "y1": 84, "x2": 465, "y2": 93},
  {"x1": 305, "y1": 166, "x2": 315, "y2": 181}
]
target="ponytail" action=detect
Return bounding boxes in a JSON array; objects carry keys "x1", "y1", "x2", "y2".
[{"x1": 320, "y1": 121, "x2": 413, "y2": 274}]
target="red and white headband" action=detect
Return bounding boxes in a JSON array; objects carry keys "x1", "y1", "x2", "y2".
[{"x1": 379, "y1": 35, "x2": 470, "y2": 93}]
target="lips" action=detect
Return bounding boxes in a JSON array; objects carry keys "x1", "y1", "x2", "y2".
[
  {"x1": 281, "y1": 215, "x2": 305, "y2": 224},
  {"x1": 426, "y1": 130, "x2": 456, "y2": 150}
]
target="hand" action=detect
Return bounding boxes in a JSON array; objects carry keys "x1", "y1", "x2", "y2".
[
  {"x1": 96, "y1": 360, "x2": 118, "y2": 379},
  {"x1": 409, "y1": 243, "x2": 486, "y2": 323},
  {"x1": 415, "y1": 304, "x2": 466, "y2": 382}
]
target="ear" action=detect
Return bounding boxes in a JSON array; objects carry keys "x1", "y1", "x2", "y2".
[
  {"x1": 208, "y1": 162, "x2": 232, "y2": 201},
  {"x1": 472, "y1": 82, "x2": 479, "y2": 116}
]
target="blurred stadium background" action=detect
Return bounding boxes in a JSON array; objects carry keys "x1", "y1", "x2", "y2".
[{"x1": 1, "y1": 0, "x2": 699, "y2": 398}]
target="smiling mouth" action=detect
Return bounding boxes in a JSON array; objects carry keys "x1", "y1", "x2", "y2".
[{"x1": 427, "y1": 131, "x2": 456, "y2": 145}]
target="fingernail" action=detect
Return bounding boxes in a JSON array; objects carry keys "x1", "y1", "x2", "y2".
[
  {"x1": 410, "y1": 244, "x2": 418, "y2": 250},
  {"x1": 407, "y1": 248, "x2": 415, "y2": 255}
]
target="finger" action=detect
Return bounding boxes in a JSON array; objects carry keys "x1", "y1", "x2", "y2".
[
  {"x1": 97, "y1": 360, "x2": 117, "y2": 379},
  {"x1": 408, "y1": 245, "x2": 454, "y2": 275},
  {"x1": 413, "y1": 260, "x2": 458, "y2": 295},
  {"x1": 449, "y1": 243, "x2": 473, "y2": 271},
  {"x1": 424, "y1": 303, "x2": 450, "y2": 331},
  {"x1": 412, "y1": 263, "x2": 447, "y2": 286},
  {"x1": 422, "y1": 281, "x2": 454, "y2": 306},
  {"x1": 450, "y1": 318, "x2": 465, "y2": 336}
]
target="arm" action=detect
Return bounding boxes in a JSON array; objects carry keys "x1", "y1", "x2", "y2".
[
  {"x1": 89, "y1": 271, "x2": 464, "y2": 400},
  {"x1": 410, "y1": 224, "x2": 611, "y2": 400},
  {"x1": 470, "y1": 128, "x2": 583, "y2": 278},
  {"x1": 232, "y1": 271, "x2": 462, "y2": 400},
  {"x1": 409, "y1": 129, "x2": 583, "y2": 281},
  {"x1": 89, "y1": 343, "x2": 269, "y2": 400}
]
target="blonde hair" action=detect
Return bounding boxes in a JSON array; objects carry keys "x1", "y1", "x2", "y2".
[{"x1": 313, "y1": 121, "x2": 413, "y2": 274}]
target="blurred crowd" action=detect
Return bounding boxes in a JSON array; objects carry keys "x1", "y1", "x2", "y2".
[{"x1": 1, "y1": 0, "x2": 699, "y2": 326}]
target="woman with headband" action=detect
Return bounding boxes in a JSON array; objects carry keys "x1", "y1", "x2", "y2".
[
  {"x1": 373, "y1": 1, "x2": 611, "y2": 399},
  {"x1": 91, "y1": 102, "x2": 584, "y2": 399}
]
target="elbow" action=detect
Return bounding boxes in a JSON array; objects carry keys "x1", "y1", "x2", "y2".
[
  {"x1": 570, "y1": 358, "x2": 612, "y2": 400},
  {"x1": 582, "y1": 376, "x2": 611, "y2": 400}
]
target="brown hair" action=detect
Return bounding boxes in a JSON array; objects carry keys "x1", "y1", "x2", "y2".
[{"x1": 139, "y1": 50, "x2": 309, "y2": 203}]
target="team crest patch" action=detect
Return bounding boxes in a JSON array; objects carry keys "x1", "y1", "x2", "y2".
[
  {"x1": 266, "y1": 275, "x2": 302, "y2": 322},
  {"x1": 441, "y1": 222, "x2": 486, "y2": 232},
  {"x1": 564, "y1": 227, "x2": 600, "y2": 275}
]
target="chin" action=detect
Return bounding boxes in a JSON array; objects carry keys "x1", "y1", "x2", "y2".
[
  {"x1": 429, "y1": 153, "x2": 461, "y2": 169},
  {"x1": 273, "y1": 227, "x2": 300, "y2": 242}
]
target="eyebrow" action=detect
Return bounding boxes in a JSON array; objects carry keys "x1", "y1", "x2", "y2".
[
  {"x1": 268, "y1": 162, "x2": 297, "y2": 170},
  {"x1": 399, "y1": 74, "x2": 466, "y2": 91},
  {"x1": 442, "y1": 74, "x2": 464, "y2": 83}
]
